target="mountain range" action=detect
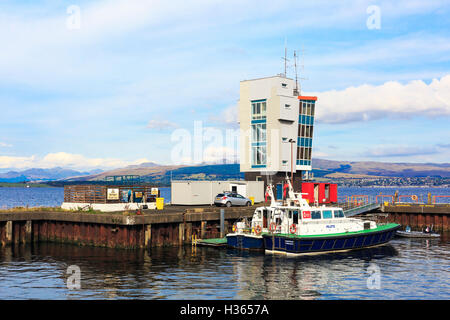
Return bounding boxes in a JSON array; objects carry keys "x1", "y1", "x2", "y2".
[
  {"x1": 0, "y1": 167, "x2": 103, "y2": 183},
  {"x1": 1, "y1": 159, "x2": 449, "y2": 184}
]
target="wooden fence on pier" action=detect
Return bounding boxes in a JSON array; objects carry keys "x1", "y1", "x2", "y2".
[{"x1": 63, "y1": 185, "x2": 160, "y2": 204}]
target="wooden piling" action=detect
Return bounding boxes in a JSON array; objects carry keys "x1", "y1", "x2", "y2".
[
  {"x1": 25, "y1": 221, "x2": 32, "y2": 244},
  {"x1": 5, "y1": 221, "x2": 12, "y2": 245},
  {"x1": 178, "y1": 222, "x2": 184, "y2": 245}
]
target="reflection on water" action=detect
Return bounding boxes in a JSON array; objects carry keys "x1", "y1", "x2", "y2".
[
  {"x1": 0, "y1": 236, "x2": 448, "y2": 300},
  {"x1": 232, "y1": 245, "x2": 399, "y2": 300}
]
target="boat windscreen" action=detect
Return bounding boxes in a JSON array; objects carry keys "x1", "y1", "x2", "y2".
[
  {"x1": 323, "y1": 210, "x2": 332, "y2": 219},
  {"x1": 334, "y1": 209, "x2": 345, "y2": 218}
]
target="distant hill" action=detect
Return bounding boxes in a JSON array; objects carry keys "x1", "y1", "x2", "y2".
[
  {"x1": 311, "y1": 159, "x2": 450, "y2": 178},
  {"x1": 61, "y1": 159, "x2": 450, "y2": 186},
  {"x1": 0, "y1": 167, "x2": 103, "y2": 183},
  {"x1": 4, "y1": 159, "x2": 449, "y2": 185},
  {"x1": 65, "y1": 163, "x2": 244, "y2": 185}
]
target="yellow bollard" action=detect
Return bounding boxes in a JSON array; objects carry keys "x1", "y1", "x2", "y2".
[
  {"x1": 249, "y1": 196, "x2": 254, "y2": 205},
  {"x1": 156, "y1": 197, "x2": 164, "y2": 210}
]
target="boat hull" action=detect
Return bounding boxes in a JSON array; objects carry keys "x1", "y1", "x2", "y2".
[
  {"x1": 263, "y1": 223, "x2": 401, "y2": 255},
  {"x1": 226, "y1": 233, "x2": 264, "y2": 251}
]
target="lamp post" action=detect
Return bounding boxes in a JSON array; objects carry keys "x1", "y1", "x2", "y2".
[{"x1": 288, "y1": 139, "x2": 295, "y2": 183}]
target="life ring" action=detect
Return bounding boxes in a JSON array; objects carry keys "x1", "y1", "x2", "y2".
[
  {"x1": 411, "y1": 195, "x2": 418, "y2": 201},
  {"x1": 269, "y1": 222, "x2": 277, "y2": 232},
  {"x1": 255, "y1": 225, "x2": 262, "y2": 235},
  {"x1": 232, "y1": 224, "x2": 237, "y2": 232},
  {"x1": 290, "y1": 224, "x2": 297, "y2": 234}
]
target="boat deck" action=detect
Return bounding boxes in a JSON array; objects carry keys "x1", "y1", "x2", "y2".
[{"x1": 196, "y1": 238, "x2": 228, "y2": 247}]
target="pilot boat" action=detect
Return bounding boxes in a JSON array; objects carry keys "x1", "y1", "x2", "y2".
[{"x1": 227, "y1": 178, "x2": 400, "y2": 255}]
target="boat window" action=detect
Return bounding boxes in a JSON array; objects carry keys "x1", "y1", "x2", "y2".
[
  {"x1": 288, "y1": 211, "x2": 292, "y2": 219},
  {"x1": 334, "y1": 210, "x2": 345, "y2": 218},
  {"x1": 311, "y1": 211, "x2": 321, "y2": 219},
  {"x1": 323, "y1": 210, "x2": 332, "y2": 219},
  {"x1": 293, "y1": 210, "x2": 299, "y2": 224}
]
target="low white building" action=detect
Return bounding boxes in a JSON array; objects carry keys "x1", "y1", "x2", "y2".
[{"x1": 171, "y1": 180, "x2": 264, "y2": 205}]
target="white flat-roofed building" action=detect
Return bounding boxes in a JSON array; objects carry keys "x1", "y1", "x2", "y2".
[{"x1": 170, "y1": 180, "x2": 264, "y2": 205}]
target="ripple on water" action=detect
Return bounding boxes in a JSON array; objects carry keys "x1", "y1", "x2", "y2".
[{"x1": 0, "y1": 237, "x2": 448, "y2": 299}]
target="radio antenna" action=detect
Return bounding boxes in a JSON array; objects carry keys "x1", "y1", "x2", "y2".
[
  {"x1": 296, "y1": 46, "x2": 308, "y2": 95},
  {"x1": 281, "y1": 38, "x2": 289, "y2": 77},
  {"x1": 294, "y1": 50, "x2": 299, "y2": 95}
]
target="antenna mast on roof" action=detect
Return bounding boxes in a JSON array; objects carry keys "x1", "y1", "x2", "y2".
[
  {"x1": 296, "y1": 46, "x2": 308, "y2": 95},
  {"x1": 282, "y1": 38, "x2": 289, "y2": 77},
  {"x1": 294, "y1": 50, "x2": 299, "y2": 96}
]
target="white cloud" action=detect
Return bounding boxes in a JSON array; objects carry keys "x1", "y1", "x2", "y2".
[
  {"x1": 208, "y1": 104, "x2": 239, "y2": 127},
  {"x1": 0, "y1": 152, "x2": 151, "y2": 170},
  {"x1": 0, "y1": 155, "x2": 37, "y2": 169},
  {"x1": 0, "y1": 142, "x2": 12, "y2": 148},
  {"x1": 147, "y1": 120, "x2": 179, "y2": 130},
  {"x1": 202, "y1": 145, "x2": 239, "y2": 164},
  {"x1": 309, "y1": 74, "x2": 450, "y2": 123},
  {"x1": 311, "y1": 34, "x2": 450, "y2": 69},
  {"x1": 365, "y1": 145, "x2": 439, "y2": 158}
]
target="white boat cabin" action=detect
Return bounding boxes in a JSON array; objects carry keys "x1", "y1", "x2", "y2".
[
  {"x1": 250, "y1": 205, "x2": 376, "y2": 236},
  {"x1": 232, "y1": 178, "x2": 377, "y2": 237}
]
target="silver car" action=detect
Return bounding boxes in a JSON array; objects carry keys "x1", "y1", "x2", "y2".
[{"x1": 214, "y1": 192, "x2": 252, "y2": 207}]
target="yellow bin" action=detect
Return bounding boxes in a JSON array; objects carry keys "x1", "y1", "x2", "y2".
[
  {"x1": 156, "y1": 198, "x2": 164, "y2": 210},
  {"x1": 249, "y1": 196, "x2": 254, "y2": 205}
]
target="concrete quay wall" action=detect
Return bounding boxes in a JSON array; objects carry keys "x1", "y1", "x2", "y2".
[{"x1": 0, "y1": 206, "x2": 255, "y2": 249}]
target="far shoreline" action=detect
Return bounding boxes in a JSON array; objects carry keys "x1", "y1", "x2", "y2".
[{"x1": 0, "y1": 183, "x2": 54, "y2": 188}]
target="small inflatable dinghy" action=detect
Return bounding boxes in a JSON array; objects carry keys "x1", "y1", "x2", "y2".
[{"x1": 396, "y1": 230, "x2": 440, "y2": 238}]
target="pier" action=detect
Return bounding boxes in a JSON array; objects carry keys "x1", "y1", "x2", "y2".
[
  {"x1": 377, "y1": 203, "x2": 450, "y2": 231},
  {"x1": 0, "y1": 206, "x2": 255, "y2": 249},
  {"x1": 1, "y1": 191, "x2": 449, "y2": 249}
]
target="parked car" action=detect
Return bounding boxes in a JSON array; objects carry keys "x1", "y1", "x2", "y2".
[{"x1": 214, "y1": 192, "x2": 252, "y2": 207}]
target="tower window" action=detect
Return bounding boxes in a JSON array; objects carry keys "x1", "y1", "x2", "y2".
[{"x1": 251, "y1": 100, "x2": 266, "y2": 120}]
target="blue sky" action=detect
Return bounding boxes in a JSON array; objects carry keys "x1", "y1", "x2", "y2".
[{"x1": 0, "y1": 0, "x2": 449, "y2": 170}]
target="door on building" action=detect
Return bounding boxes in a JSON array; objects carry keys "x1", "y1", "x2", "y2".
[
  {"x1": 230, "y1": 184, "x2": 247, "y2": 197},
  {"x1": 276, "y1": 184, "x2": 283, "y2": 200},
  {"x1": 263, "y1": 209, "x2": 268, "y2": 228},
  {"x1": 314, "y1": 184, "x2": 319, "y2": 203},
  {"x1": 324, "y1": 184, "x2": 330, "y2": 203}
]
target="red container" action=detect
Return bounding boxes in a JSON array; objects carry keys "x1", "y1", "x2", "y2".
[
  {"x1": 301, "y1": 182, "x2": 338, "y2": 204},
  {"x1": 301, "y1": 182, "x2": 316, "y2": 204},
  {"x1": 329, "y1": 184, "x2": 337, "y2": 203}
]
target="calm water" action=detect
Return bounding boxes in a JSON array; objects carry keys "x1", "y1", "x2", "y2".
[
  {"x1": 0, "y1": 238, "x2": 448, "y2": 300},
  {"x1": 0, "y1": 186, "x2": 449, "y2": 209},
  {"x1": 0, "y1": 187, "x2": 171, "y2": 209},
  {"x1": 0, "y1": 186, "x2": 449, "y2": 300}
]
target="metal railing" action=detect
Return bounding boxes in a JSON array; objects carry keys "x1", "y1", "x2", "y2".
[{"x1": 432, "y1": 195, "x2": 450, "y2": 204}]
